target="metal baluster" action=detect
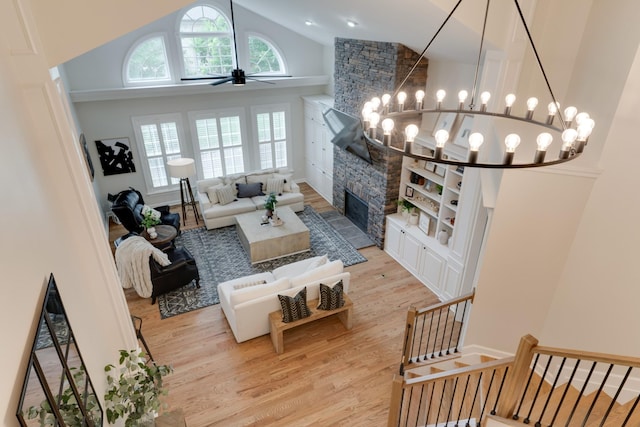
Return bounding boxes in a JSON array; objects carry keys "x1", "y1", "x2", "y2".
[
  {"x1": 491, "y1": 366, "x2": 510, "y2": 415},
  {"x1": 446, "y1": 301, "x2": 461, "y2": 354},
  {"x1": 400, "y1": 323, "x2": 412, "y2": 375},
  {"x1": 599, "y1": 366, "x2": 632, "y2": 427},
  {"x1": 524, "y1": 354, "x2": 553, "y2": 424},
  {"x1": 581, "y1": 363, "x2": 613, "y2": 426},
  {"x1": 621, "y1": 392, "x2": 640, "y2": 427},
  {"x1": 445, "y1": 377, "x2": 460, "y2": 425},
  {"x1": 424, "y1": 379, "x2": 437, "y2": 427},
  {"x1": 424, "y1": 312, "x2": 435, "y2": 360},
  {"x1": 565, "y1": 361, "x2": 597, "y2": 426},
  {"x1": 514, "y1": 353, "x2": 541, "y2": 420},
  {"x1": 456, "y1": 374, "x2": 472, "y2": 425},
  {"x1": 454, "y1": 300, "x2": 470, "y2": 353},
  {"x1": 439, "y1": 303, "x2": 452, "y2": 356},
  {"x1": 480, "y1": 370, "x2": 497, "y2": 422},
  {"x1": 435, "y1": 379, "x2": 448, "y2": 424},
  {"x1": 403, "y1": 386, "x2": 414, "y2": 427},
  {"x1": 414, "y1": 383, "x2": 426, "y2": 427},
  {"x1": 549, "y1": 359, "x2": 580, "y2": 426},
  {"x1": 415, "y1": 315, "x2": 426, "y2": 362},
  {"x1": 467, "y1": 372, "x2": 483, "y2": 427},
  {"x1": 432, "y1": 308, "x2": 443, "y2": 358},
  {"x1": 535, "y1": 357, "x2": 566, "y2": 427}
]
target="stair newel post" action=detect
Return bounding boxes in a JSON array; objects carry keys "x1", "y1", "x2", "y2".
[
  {"x1": 401, "y1": 307, "x2": 418, "y2": 375},
  {"x1": 387, "y1": 374, "x2": 405, "y2": 426},
  {"x1": 495, "y1": 334, "x2": 539, "y2": 419}
]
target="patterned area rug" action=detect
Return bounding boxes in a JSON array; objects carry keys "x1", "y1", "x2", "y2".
[{"x1": 157, "y1": 205, "x2": 367, "y2": 319}]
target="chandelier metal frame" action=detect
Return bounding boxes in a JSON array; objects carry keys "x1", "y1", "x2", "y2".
[{"x1": 361, "y1": 0, "x2": 594, "y2": 169}]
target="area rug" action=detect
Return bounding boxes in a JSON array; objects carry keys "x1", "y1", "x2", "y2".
[{"x1": 157, "y1": 205, "x2": 367, "y2": 319}]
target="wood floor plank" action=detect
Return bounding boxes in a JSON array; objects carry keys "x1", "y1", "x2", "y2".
[{"x1": 112, "y1": 183, "x2": 440, "y2": 426}]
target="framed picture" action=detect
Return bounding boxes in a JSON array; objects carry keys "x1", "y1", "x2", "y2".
[
  {"x1": 419, "y1": 212, "x2": 431, "y2": 235},
  {"x1": 95, "y1": 137, "x2": 136, "y2": 176},
  {"x1": 453, "y1": 115, "x2": 474, "y2": 147},
  {"x1": 432, "y1": 112, "x2": 456, "y2": 137},
  {"x1": 425, "y1": 161, "x2": 437, "y2": 172},
  {"x1": 79, "y1": 133, "x2": 95, "y2": 181},
  {"x1": 405, "y1": 186, "x2": 414, "y2": 198},
  {"x1": 435, "y1": 165, "x2": 446, "y2": 177}
]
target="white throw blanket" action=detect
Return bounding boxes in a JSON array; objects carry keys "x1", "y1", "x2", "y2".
[{"x1": 115, "y1": 236, "x2": 171, "y2": 298}]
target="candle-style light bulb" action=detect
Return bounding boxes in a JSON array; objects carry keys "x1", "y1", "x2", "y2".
[
  {"x1": 415, "y1": 90, "x2": 425, "y2": 110},
  {"x1": 575, "y1": 118, "x2": 595, "y2": 152},
  {"x1": 381, "y1": 93, "x2": 391, "y2": 113},
  {"x1": 404, "y1": 124, "x2": 419, "y2": 154},
  {"x1": 368, "y1": 112, "x2": 380, "y2": 139},
  {"x1": 370, "y1": 96, "x2": 381, "y2": 111},
  {"x1": 458, "y1": 90, "x2": 468, "y2": 110},
  {"x1": 480, "y1": 91, "x2": 491, "y2": 111},
  {"x1": 526, "y1": 97, "x2": 538, "y2": 120},
  {"x1": 467, "y1": 132, "x2": 484, "y2": 163},
  {"x1": 559, "y1": 128, "x2": 578, "y2": 159},
  {"x1": 534, "y1": 132, "x2": 553, "y2": 163},
  {"x1": 433, "y1": 129, "x2": 449, "y2": 160},
  {"x1": 381, "y1": 118, "x2": 394, "y2": 146},
  {"x1": 503, "y1": 134, "x2": 521, "y2": 165},
  {"x1": 564, "y1": 106, "x2": 578, "y2": 126},
  {"x1": 436, "y1": 89, "x2": 446, "y2": 109},
  {"x1": 547, "y1": 101, "x2": 560, "y2": 125},
  {"x1": 504, "y1": 93, "x2": 516, "y2": 115},
  {"x1": 362, "y1": 102, "x2": 372, "y2": 128},
  {"x1": 397, "y1": 91, "x2": 407, "y2": 112},
  {"x1": 575, "y1": 112, "x2": 590, "y2": 126}
]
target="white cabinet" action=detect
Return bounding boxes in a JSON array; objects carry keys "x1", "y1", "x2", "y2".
[
  {"x1": 419, "y1": 248, "x2": 445, "y2": 291},
  {"x1": 303, "y1": 95, "x2": 334, "y2": 204}
]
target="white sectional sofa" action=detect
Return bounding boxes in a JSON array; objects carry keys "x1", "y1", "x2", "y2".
[
  {"x1": 196, "y1": 169, "x2": 304, "y2": 230},
  {"x1": 217, "y1": 255, "x2": 351, "y2": 343}
]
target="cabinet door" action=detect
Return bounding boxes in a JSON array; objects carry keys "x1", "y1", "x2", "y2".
[
  {"x1": 305, "y1": 159, "x2": 321, "y2": 192},
  {"x1": 403, "y1": 232, "x2": 422, "y2": 274},
  {"x1": 320, "y1": 170, "x2": 333, "y2": 204},
  {"x1": 322, "y1": 137, "x2": 334, "y2": 177},
  {"x1": 419, "y1": 248, "x2": 444, "y2": 291},
  {"x1": 384, "y1": 219, "x2": 403, "y2": 259},
  {"x1": 442, "y1": 261, "x2": 463, "y2": 300}
]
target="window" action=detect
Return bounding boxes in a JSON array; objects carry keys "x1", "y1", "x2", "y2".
[
  {"x1": 125, "y1": 35, "x2": 171, "y2": 84},
  {"x1": 248, "y1": 35, "x2": 286, "y2": 75},
  {"x1": 132, "y1": 113, "x2": 185, "y2": 192},
  {"x1": 252, "y1": 104, "x2": 290, "y2": 170},
  {"x1": 188, "y1": 109, "x2": 246, "y2": 179},
  {"x1": 180, "y1": 5, "x2": 233, "y2": 77}
]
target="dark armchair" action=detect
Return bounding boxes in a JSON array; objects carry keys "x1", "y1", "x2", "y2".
[
  {"x1": 150, "y1": 246, "x2": 200, "y2": 304},
  {"x1": 109, "y1": 188, "x2": 181, "y2": 234}
]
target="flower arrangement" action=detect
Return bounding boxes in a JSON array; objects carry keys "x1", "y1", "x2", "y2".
[
  {"x1": 264, "y1": 192, "x2": 278, "y2": 212},
  {"x1": 141, "y1": 205, "x2": 161, "y2": 229}
]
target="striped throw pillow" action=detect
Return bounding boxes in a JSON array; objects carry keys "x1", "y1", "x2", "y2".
[
  {"x1": 317, "y1": 280, "x2": 345, "y2": 310},
  {"x1": 266, "y1": 177, "x2": 285, "y2": 195},
  {"x1": 278, "y1": 287, "x2": 311, "y2": 323},
  {"x1": 216, "y1": 184, "x2": 236, "y2": 206}
]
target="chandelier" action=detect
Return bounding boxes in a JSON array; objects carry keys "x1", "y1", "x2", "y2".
[{"x1": 361, "y1": 0, "x2": 595, "y2": 168}]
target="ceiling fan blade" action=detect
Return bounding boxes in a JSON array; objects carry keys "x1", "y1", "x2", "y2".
[
  {"x1": 210, "y1": 77, "x2": 234, "y2": 86},
  {"x1": 245, "y1": 77, "x2": 275, "y2": 85},
  {"x1": 181, "y1": 76, "x2": 229, "y2": 81},
  {"x1": 247, "y1": 74, "x2": 292, "y2": 78}
]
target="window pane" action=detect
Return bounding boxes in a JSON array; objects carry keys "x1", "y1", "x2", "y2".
[
  {"x1": 141, "y1": 125, "x2": 161, "y2": 156},
  {"x1": 181, "y1": 36, "x2": 233, "y2": 77},
  {"x1": 220, "y1": 116, "x2": 242, "y2": 147},
  {"x1": 224, "y1": 146, "x2": 244, "y2": 174},
  {"x1": 201, "y1": 150, "x2": 223, "y2": 179},
  {"x1": 272, "y1": 111, "x2": 286, "y2": 140},
  {"x1": 248, "y1": 36, "x2": 283, "y2": 74},
  {"x1": 180, "y1": 6, "x2": 229, "y2": 32},
  {"x1": 196, "y1": 119, "x2": 220, "y2": 149},
  {"x1": 148, "y1": 157, "x2": 168, "y2": 187},
  {"x1": 256, "y1": 113, "x2": 271, "y2": 143},
  {"x1": 160, "y1": 123, "x2": 180, "y2": 154},
  {"x1": 127, "y1": 37, "x2": 169, "y2": 81},
  {"x1": 259, "y1": 143, "x2": 273, "y2": 169},
  {"x1": 275, "y1": 141, "x2": 287, "y2": 168}
]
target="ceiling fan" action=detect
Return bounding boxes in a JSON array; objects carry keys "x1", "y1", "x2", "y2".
[{"x1": 181, "y1": 0, "x2": 291, "y2": 87}]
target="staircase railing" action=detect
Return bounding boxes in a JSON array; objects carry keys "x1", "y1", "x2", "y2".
[
  {"x1": 400, "y1": 289, "x2": 475, "y2": 375},
  {"x1": 389, "y1": 334, "x2": 640, "y2": 427}
]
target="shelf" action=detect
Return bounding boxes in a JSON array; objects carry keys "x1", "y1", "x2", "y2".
[
  {"x1": 406, "y1": 198, "x2": 439, "y2": 218},
  {"x1": 407, "y1": 182, "x2": 442, "y2": 203},
  {"x1": 440, "y1": 219, "x2": 454, "y2": 229},
  {"x1": 407, "y1": 166, "x2": 445, "y2": 185},
  {"x1": 447, "y1": 186, "x2": 460, "y2": 196},
  {"x1": 444, "y1": 203, "x2": 458, "y2": 212}
]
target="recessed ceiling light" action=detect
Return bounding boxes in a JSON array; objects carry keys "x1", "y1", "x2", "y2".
[
  {"x1": 347, "y1": 20, "x2": 358, "y2": 28},
  {"x1": 305, "y1": 20, "x2": 313, "y2": 26}
]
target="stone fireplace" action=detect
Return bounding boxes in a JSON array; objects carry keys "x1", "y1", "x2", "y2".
[{"x1": 332, "y1": 38, "x2": 428, "y2": 247}]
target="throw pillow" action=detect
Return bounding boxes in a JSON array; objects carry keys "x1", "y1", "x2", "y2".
[
  {"x1": 266, "y1": 177, "x2": 285, "y2": 195},
  {"x1": 216, "y1": 184, "x2": 236, "y2": 206},
  {"x1": 273, "y1": 172, "x2": 292, "y2": 192},
  {"x1": 236, "y1": 182, "x2": 264, "y2": 198},
  {"x1": 278, "y1": 287, "x2": 311, "y2": 323},
  {"x1": 247, "y1": 173, "x2": 273, "y2": 188},
  {"x1": 206, "y1": 184, "x2": 223, "y2": 204},
  {"x1": 232, "y1": 279, "x2": 267, "y2": 290},
  {"x1": 225, "y1": 175, "x2": 247, "y2": 196},
  {"x1": 317, "y1": 280, "x2": 345, "y2": 310},
  {"x1": 306, "y1": 254, "x2": 328, "y2": 272}
]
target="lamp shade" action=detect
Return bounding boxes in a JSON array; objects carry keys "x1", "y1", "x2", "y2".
[{"x1": 167, "y1": 158, "x2": 196, "y2": 179}]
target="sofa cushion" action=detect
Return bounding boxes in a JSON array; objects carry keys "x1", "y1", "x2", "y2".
[
  {"x1": 206, "y1": 184, "x2": 224, "y2": 204},
  {"x1": 230, "y1": 277, "x2": 290, "y2": 307},
  {"x1": 197, "y1": 177, "x2": 224, "y2": 194},
  {"x1": 226, "y1": 174, "x2": 247, "y2": 196},
  {"x1": 273, "y1": 172, "x2": 293, "y2": 192},
  {"x1": 233, "y1": 279, "x2": 267, "y2": 290},
  {"x1": 290, "y1": 260, "x2": 344, "y2": 289},
  {"x1": 236, "y1": 182, "x2": 264, "y2": 198},
  {"x1": 266, "y1": 177, "x2": 285, "y2": 195},
  {"x1": 306, "y1": 254, "x2": 328, "y2": 271},
  {"x1": 216, "y1": 185, "x2": 236, "y2": 206},
  {"x1": 278, "y1": 287, "x2": 311, "y2": 323},
  {"x1": 317, "y1": 280, "x2": 345, "y2": 310},
  {"x1": 272, "y1": 256, "x2": 325, "y2": 280},
  {"x1": 202, "y1": 198, "x2": 256, "y2": 219},
  {"x1": 247, "y1": 173, "x2": 273, "y2": 188}
]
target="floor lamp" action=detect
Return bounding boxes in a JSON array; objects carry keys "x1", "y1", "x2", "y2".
[{"x1": 167, "y1": 158, "x2": 200, "y2": 225}]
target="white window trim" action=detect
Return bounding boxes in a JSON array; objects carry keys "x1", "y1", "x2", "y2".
[
  {"x1": 123, "y1": 32, "x2": 174, "y2": 87},
  {"x1": 187, "y1": 107, "x2": 249, "y2": 179},
  {"x1": 131, "y1": 112, "x2": 186, "y2": 194},
  {"x1": 250, "y1": 103, "x2": 291, "y2": 170},
  {"x1": 244, "y1": 31, "x2": 288, "y2": 76}
]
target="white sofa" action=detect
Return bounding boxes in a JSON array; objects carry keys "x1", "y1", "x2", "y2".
[
  {"x1": 217, "y1": 255, "x2": 351, "y2": 343},
  {"x1": 196, "y1": 169, "x2": 304, "y2": 230}
]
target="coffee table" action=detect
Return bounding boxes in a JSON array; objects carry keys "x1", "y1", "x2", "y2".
[{"x1": 235, "y1": 206, "x2": 310, "y2": 264}]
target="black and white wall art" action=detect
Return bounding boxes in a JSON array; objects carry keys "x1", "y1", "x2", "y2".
[{"x1": 95, "y1": 137, "x2": 136, "y2": 176}]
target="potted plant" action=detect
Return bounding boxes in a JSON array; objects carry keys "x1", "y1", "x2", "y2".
[
  {"x1": 397, "y1": 199, "x2": 415, "y2": 216},
  {"x1": 104, "y1": 349, "x2": 173, "y2": 427},
  {"x1": 141, "y1": 205, "x2": 161, "y2": 238},
  {"x1": 264, "y1": 192, "x2": 278, "y2": 218}
]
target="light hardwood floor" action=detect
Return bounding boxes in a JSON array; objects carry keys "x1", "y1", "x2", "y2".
[{"x1": 112, "y1": 183, "x2": 440, "y2": 426}]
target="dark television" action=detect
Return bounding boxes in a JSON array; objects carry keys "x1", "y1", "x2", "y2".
[{"x1": 323, "y1": 108, "x2": 372, "y2": 164}]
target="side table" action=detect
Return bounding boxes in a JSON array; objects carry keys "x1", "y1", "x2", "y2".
[{"x1": 141, "y1": 224, "x2": 177, "y2": 250}]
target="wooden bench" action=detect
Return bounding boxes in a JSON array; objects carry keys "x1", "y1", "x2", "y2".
[{"x1": 268, "y1": 294, "x2": 353, "y2": 354}]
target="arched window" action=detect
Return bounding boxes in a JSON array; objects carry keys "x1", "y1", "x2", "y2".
[
  {"x1": 180, "y1": 5, "x2": 233, "y2": 77},
  {"x1": 248, "y1": 35, "x2": 286, "y2": 75},
  {"x1": 125, "y1": 35, "x2": 171, "y2": 84}
]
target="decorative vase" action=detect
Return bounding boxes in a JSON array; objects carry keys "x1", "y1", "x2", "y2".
[
  {"x1": 147, "y1": 227, "x2": 157, "y2": 239},
  {"x1": 409, "y1": 213, "x2": 419, "y2": 225},
  {"x1": 266, "y1": 209, "x2": 273, "y2": 219},
  {"x1": 438, "y1": 229, "x2": 449, "y2": 245}
]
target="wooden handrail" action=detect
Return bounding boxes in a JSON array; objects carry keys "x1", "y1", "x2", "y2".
[
  {"x1": 533, "y1": 345, "x2": 640, "y2": 368},
  {"x1": 403, "y1": 356, "x2": 515, "y2": 386},
  {"x1": 415, "y1": 289, "x2": 475, "y2": 316}
]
